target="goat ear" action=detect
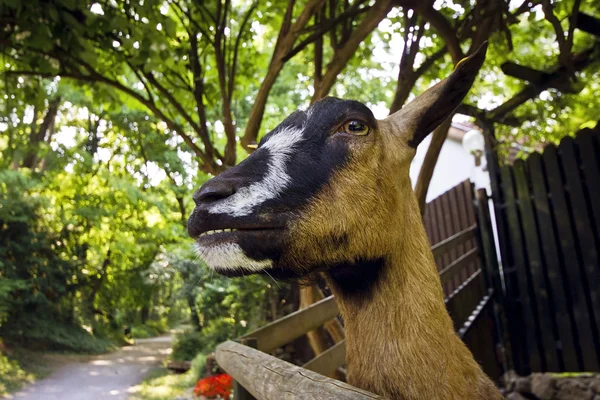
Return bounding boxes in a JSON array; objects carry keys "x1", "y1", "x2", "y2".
[{"x1": 383, "y1": 42, "x2": 488, "y2": 148}]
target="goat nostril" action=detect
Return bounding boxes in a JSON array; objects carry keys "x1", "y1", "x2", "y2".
[{"x1": 193, "y1": 182, "x2": 236, "y2": 206}]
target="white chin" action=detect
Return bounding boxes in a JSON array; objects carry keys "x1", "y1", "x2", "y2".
[{"x1": 195, "y1": 242, "x2": 273, "y2": 272}]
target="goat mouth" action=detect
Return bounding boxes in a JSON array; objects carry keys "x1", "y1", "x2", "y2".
[{"x1": 193, "y1": 226, "x2": 284, "y2": 241}]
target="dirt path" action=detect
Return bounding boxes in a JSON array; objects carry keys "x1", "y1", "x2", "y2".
[{"x1": 6, "y1": 335, "x2": 173, "y2": 400}]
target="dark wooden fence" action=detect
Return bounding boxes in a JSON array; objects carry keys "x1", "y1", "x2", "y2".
[
  {"x1": 490, "y1": 124, "x2": 600, "y2": 374},
  {"x1": 424, "y1": 180, "x2": 480, "y2": 296},
  {"x1": 423, "y1": 180, "x2": 503, "y2": 381}
]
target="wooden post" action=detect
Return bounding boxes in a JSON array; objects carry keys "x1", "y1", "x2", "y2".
[
  {"x1": 234, "y1": 338, "x2": 258, "y2": 400},
  {"x1": 475, "y1": 188, "x2": 508, "y2": 376},
  {"x1": 482, "y1": 122, "x2": 521, "y2": 374}
]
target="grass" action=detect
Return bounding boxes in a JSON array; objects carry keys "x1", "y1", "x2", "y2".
[
  {"x1": 128, "y1": 352, "x2": 208, "y2": 400},
  {"x1": 128, "y1": 367, "x2": 197, "y2": 400},
  {"x1": 2, "y1": 317, "x2": 116, "y2": 354},
  {"x1": 0, "y1": 346, "x2": 55, "y2": 397}
]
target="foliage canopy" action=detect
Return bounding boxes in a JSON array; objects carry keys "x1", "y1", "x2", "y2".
[{"x1": 0, "y1": 1, "x2": 599, "y2": 387}]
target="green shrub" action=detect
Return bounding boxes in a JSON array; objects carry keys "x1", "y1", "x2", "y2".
[
  {"x1": 0, "y1": 350, "x2": 33, "y2": 396},
  {"x1": 130, "y1": 319, "x2": 169, "y2": 339},
  {"x1": 2, "y1": 316, "x2": 113, "y2": 354},
  {"x1": 131, "y1": 324, "x2": 160, "y2": 339},
  {"x1": 171, "y1": 330, "x2": 204, "y2": 361},
  {"x1": 189, "y1": 352, "x2": 209, "y2": 380},
  {"x1": 146, "y1": 319, "x2": 169, "y2": 334}
]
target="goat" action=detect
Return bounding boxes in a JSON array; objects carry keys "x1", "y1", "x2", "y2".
[{"x1": 188, "y1": 42, "x2": 502, "y2": 399}]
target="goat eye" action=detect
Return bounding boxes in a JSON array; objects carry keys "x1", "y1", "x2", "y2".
[{"x1": 343, "y1": 120, "x2": 369, "y2": 136}]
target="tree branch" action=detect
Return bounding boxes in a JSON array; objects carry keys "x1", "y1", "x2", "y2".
[
  {"x1": 416, "y1": 6, "x2": 464, "y2": 63},
  {"x1": 229, "y1": 2, "x2": 257, "y2": 99},
  {"x1": 311, "y1": 0, "x2": 393, "y2": 103},
  {"x1": 241, "y1": 0, "x2": 328, "y2": 150},
  {"x1": 283, "y1": 3, "x2": 371, "y2": 62}
]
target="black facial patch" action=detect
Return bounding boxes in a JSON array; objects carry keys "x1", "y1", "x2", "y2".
[
  {"x1": 325, "y1": 257, "x2": 386, "y2": 307},
  {"x1": 258, "y1": 109, "x2": 307, "y2": 146},
  {"x1": 188, "y1": 97, "x2": 379, "y2": 277},
  {"x1": 260, "y1": 97, "x2": 377, "y2": 214}
]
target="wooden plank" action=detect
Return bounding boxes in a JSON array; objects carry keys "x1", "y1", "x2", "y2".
[
  {"x1": 451, "y1": 184, "x2": 470, "y2": 284},
  {"x1": 461, "y1": 293, "x2": 502, "y2": 380},
  {"x1": 558, "y1": 137, "x2": 600, "y2": 368},
  {"x1": 435, "y1": 196, "x2": 452, "y2": 290},
  {"x1": 216, "y1": 341, "x2": 382, "y2": 400},
  {"x1": 463, "y1": 272, "x2": 485, "y2": 330},
  {"x1": 235, "y1": 338, "x2": 258, "y2": 400},
  {"x1": 429, "y1": 197, "x2": 443, "y2": 272},
  {"x1": 445, "y1": 269, "x2": 483, "y2": 328},
  {"x1": 543, "y1": 144, "x2": 597, "y2": 370},
  {"x1": 456, "y1": 182, "x2": 474, "y2": 278},
  {"x1": 430, "y1": 225, "x2": 476, "y2": 258},
  {"x1": 241, "y1": 296, "x2": 339, "y2": 353},
  {"x1": 475, "y1": 190, "x2": 501, "y2": 297},
  {"x1": 500, "y1": 165, "x2": 541, "y2": 373},
  {"x1": 458, "y1": 291, "x2": 493, "y2": 338},
  {"x1": 439, "y1": 248, "x2": 479, "y2": 286},
  {"x1": 440, "y1": 191, "x2": 460, "y2": 290},
  {"x1": 302, "y1": 340, "x2": 347, "y2": 377},
  {"x1": 528, "y1": 152, "x2": 579, "y2": 371},
  {"x1": 462, "y1": 181, "x2": 479, "y2": 277},
  {"x1": 485, "y1": 126, "x2": 525, "y2": 374},
  {"x1": 513, "y1": 160, "x2": 560, "y2": 371},
  {"x1": 575, "y1": 129, "x2": 600, "y2": 259}
]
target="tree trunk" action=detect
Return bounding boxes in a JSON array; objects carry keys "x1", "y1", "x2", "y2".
[
  {"x1": 414, "y1": 116, "x2": 453, "y2": 213},
  {"x1": 88, "y1": 249, "x2": 111, "y2": 316},
  {"x1": 188, "y1": 294, "x2": 201, "y2": 331},
  {"x1": 141, "y1": 305, "x2": 150, "y2": 324},
  {"x1": 389, "y1": 73, "x2": 416, "y2": 114},
  {"x1": 22, "y1": 97, "x2": 60, "y2": 169}
]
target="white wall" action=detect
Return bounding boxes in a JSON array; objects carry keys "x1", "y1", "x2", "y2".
[{"x1": 410, "y1": 136, "x2": 478, "y2": 201}]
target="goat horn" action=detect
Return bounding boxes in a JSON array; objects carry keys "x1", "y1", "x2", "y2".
[{"x1": 383, "y1": 41, "x2": 488, "y2": 148}]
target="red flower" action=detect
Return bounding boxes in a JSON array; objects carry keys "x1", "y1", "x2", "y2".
[{"x1": 194, "y1": 374, "x2": 233, "y2": 399}]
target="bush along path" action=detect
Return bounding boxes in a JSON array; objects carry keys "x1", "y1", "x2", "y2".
[{"x1": 8, "y1": 334, "x2": 174, "y2": 400}]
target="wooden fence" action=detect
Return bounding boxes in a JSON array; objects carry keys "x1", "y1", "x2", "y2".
[
  {"x1": 424, "y1": 180, "x2": 480, "y2": 296},
  {"x1": 424, "y1": 180, "x2": 503, "y2": 380},
  {"x1": 490, "y1": 124, "x2": 600, "y2": 374}
]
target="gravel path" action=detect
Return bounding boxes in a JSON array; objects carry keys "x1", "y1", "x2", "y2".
[{"x1": 7, "y1": 335, "x2": 173, "y2": 400}]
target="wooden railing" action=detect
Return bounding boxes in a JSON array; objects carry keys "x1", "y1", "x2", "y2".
[
  {"x1": 216, "y1": 340, "x2": 380, "y2": 400},
  {"x1": 240, "y1": 295, "x2": 339, "y2": 353},
  {"x1": 215, "y1": 223, "x2": 492, "y2": 399}
]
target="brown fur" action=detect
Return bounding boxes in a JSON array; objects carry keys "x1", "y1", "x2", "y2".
[
  {"x1": 283, "y1": 120, "x2": 501, "y2": 399},
  {"x1": 279, "y1": 45, "x2": 502, "y2": 399}
]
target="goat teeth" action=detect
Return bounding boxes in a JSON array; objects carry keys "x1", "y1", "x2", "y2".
[{"x1": 199, "y1": 228, "x2": 239, "y2": 238}]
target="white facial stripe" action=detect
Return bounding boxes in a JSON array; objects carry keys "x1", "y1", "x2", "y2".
[
  {"x1": 209, "y1": 126, "x2": 304, "y2": 217},
  {"x1": 196, "y1": 242, "x2": 273, "y2": 272}
]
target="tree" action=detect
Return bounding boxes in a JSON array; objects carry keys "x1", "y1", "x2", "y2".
[{"x1": 2, "y1": 0, "x2": 600, "y2": 359}]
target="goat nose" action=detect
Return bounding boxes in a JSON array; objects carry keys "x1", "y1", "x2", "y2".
[{"x1": 193, "y1": 179, "x2": 236, "y2": 206}]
